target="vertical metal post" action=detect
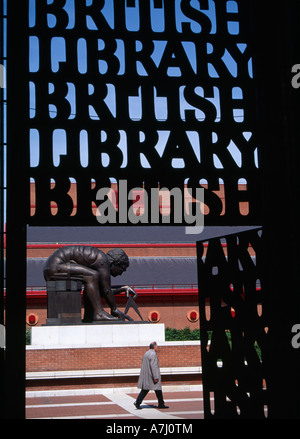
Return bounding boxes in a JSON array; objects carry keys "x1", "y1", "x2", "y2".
[
  {"x1": 4, "y1": 0, "x2": 28, "y2": 418},
  {"x1": 0, "y1": 0, "x2": 5, "y2": 419}
]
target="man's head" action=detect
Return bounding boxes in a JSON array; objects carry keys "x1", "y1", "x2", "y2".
[
  {"x1": 107, "y1": 248, "x2": 129, "y2": 277},
  {"x1": 149, "y1": 341, "x2": 158, "y2": 351}
]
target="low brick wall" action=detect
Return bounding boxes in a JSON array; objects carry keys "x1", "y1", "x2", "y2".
[{"x1": 26, "y1": 343, "x2": 201, "y2": 372}]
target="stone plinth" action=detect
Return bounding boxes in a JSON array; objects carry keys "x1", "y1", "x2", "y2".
[
  {"x1": 31, "y1": 323, "x2": 165, "y2": 347},
  {"x1": 46, "y1": 280, "x2": 83, "y2": 325}
]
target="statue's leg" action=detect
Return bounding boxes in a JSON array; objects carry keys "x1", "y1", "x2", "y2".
[
  {"x1": 83, "y1": 274, "x2": 118, "y2": 321},
  {"x1": 101, "y1": 289, "x2": 117, "y2": 314}
]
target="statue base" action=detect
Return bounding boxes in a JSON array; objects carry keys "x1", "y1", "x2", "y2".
[{"x1": 30, "y1": 323, "x2": 165, "y2": 347}]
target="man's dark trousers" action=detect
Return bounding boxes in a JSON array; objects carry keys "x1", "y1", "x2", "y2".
[{"x1": 136, "y1": 389, "x2": 164, "y2": 406}]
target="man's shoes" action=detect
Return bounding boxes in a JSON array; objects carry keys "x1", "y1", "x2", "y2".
[
  {"x1": 134, "y1": 401, "x2": 141, "y2": 410},
  {"x1": 158, "y1": 404, "x2": 169, "y2": 409}
]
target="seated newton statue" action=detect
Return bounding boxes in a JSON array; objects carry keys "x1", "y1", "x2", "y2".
[{"x1": 43, "y1": 245, "x2": 137, "y2": 322}]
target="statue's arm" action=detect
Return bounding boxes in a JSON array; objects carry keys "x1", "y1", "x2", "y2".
[{"x1": 112, "y1": 285, "x2": 138, "y2": 299}]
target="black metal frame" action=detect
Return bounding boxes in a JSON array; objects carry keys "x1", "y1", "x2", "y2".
[{"x1": 2, "y1": 0, "x2": 300, "y2": 418}]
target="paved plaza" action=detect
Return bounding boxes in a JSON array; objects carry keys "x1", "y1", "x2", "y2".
[{"x1": 26, "y1": 386, "x2": 205, "y2": 420}]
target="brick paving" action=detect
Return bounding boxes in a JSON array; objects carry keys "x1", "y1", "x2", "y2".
[{"x1": 26, "y1": 388, "x2": 205, "y2": 419}]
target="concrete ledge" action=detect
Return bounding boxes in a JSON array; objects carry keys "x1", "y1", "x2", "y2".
[
  {"x1": 30, "y1": 323, "x2": 165, "y2": 347},
  {"x1": 26, "y1": 340, "x2": 200, "y2": 350},
  {"x1": 26, "y1": 366, "x2": 202, "y2": 380}
]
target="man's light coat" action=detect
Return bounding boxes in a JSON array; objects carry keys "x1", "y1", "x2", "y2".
[{"x1": 137, "y1": 349, "x2": 162, "y2": 390}]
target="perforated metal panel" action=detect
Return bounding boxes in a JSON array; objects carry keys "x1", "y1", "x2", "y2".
[
  {"x1": 197, "y1": 228, "x2": 269, "y2": 418},
  {"x1": 24, "y1": 0, "x2": 262, "y2": 226}
]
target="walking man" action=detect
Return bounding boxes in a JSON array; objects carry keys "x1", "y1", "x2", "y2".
[{"x1": 134, "y1": 342, "x2": 169, "y2": 409}]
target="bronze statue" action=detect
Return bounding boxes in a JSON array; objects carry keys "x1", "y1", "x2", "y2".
[{"x1": 43, "y1": 245, "x2": 137, "y2": 321}]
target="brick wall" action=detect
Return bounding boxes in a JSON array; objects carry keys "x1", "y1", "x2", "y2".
[{"x1": 26, "y1": 344, "x2": 201, "y2": 372}]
